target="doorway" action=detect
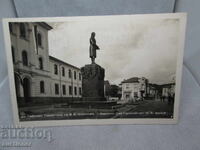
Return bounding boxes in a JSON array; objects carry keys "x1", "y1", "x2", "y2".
[{"x1": 23, "y1": 77, "x2": 31, "y2": 102}]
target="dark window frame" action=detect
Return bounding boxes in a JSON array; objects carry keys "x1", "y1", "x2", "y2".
[
  {"x1": 37, "y1": 32, "x2": 42, "y2": 47},
  {"x1": 79, "y1": 87, "x2": 82, "y2": 95},
  {"x1": 79, "y1": 73, "x2": 81, "y2": 80},
  {"x1": 19, "y1": 23, "x2": 26, "y2": 38},
  {"x1": 68, "y1": 69, "x2": 72, "y2": 78},
  {"x1": 74, "y1": 71, "x2": 76, "y2": 80},
  {"x1": 55, "y1": 83, "x2": 59, "y2": 95},
  {"x1": 74, "y1": 86, "x2": 77, "y2": 95},
  {"x1": 62, "y1": 67, "x2": 65, "y2": 76},
  {"x1": 40, "y1": 81, "x2": 45, "y2": 93},
  {"x1": 22, "y1": 50, "x2": 28, "y2": 66},
  {"x1": 39, "y1": 57, "x2": 43, "y2": 70},
  {"x1": 69, "y1": 85, "x2": 72, "y2": 95},
  {"x1": 62, "y1": 85, "x2": 66, "y2": 95},
  {"x1": 54, "y1": 64, "x2": 58, "y2": 75}
]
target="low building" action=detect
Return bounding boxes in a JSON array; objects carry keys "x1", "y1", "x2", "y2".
[
  {"x1": 161, "y1": 83, "x2": 175, "y2": 99},
  {"x1": 121, "y1": 77, "x2": 148, "y2": 101},
  {"x1": 147, "y1": 83, "x2": 160, "y2": 99},
  {"x1": 121, "y1": 76, "x2": 175, "y2": 102},
  {"x1": 9, "y1": 22, "x2": 82, "y2": 105}
]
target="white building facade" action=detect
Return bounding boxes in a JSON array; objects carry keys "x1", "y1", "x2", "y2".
[
  {"x1": 9, "y1": 22, "x2": 82, "y2": 104},
  {"x1": 121, "y1": 76, "x2": 175, "y2": 102},
  {"x1": 121, "y1": 77, "x2": 148, "y2": 101}
]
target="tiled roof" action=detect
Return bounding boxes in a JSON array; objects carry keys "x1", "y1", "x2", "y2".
[
  {"x1": 49, "y1": 56, "x2": 80, "y2": 70},
  {"x1": 122, "y1": 77, "x2": 139, "y2": 83}
]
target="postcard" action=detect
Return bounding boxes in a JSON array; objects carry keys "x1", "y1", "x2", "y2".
[{"x1": 2, "y1": 13, "x2": 186, "y2": 126}]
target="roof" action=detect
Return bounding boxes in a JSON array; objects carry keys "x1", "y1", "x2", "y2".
[
  {"x1": 161, "y1": 83, "x2": 175, "y2": 87},
  {"x1": 149, "y1": 83, "x2": 159, "y2": 86},
  {"x1": 37, "y1": 22, "x2": 53, "y2": 30},
  {"x1": 121, "y1": 77, "x2": 139, "y2": 83},
  {"x1": 49, "y1": 56, "x2": 80, "y2": 70},
  {"x1": 104, "y1": 80, "x2": 110, "y2": 85}
]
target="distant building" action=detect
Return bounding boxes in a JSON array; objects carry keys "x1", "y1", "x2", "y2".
[
  {"x1": 9, "y1": 22, "x2": 82, "y2": 104},
  {"x1": 104, "y1": 81, "x2": 121, "y2": 101},
  {"x1": 147, "y1": 83, "x2": 160, "y2": 98},
  {"x1": 121, "y1": 77, "x2": 148, "y2": 101},
  {"x1": 121, "y1": 76, "x2": 175, "y2": 102},
  {"x1": 161, "y1": 74, "x2": 176, "y2": 98},
  {"x1": 161, "y1": 83, "x2": 175, "y2": 98}
]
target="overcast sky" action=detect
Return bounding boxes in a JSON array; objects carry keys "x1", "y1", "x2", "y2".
[{"x1": 48, "y1": 15, "x2": 180, "y2": 85}]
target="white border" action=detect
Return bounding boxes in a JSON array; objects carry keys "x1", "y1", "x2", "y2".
[{"x1": 2, "y1": 13, "x2": 187, "y2": 127}]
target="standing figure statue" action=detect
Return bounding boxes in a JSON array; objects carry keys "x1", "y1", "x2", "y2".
[{"x1": 90, "y1": 32, "x2": 100, "y2": 64}]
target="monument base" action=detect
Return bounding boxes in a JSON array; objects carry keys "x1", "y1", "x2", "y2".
[
  {"x1": 81, "y1": 63, "x2": 105, "y2": 101},
  {"x1": 82, "y1": 97, "x2": 106, "y2": 101}
]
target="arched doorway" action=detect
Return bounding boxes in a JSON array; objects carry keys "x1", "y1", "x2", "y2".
[{"x1": 23, "y1": 77, "x2": 31, "y2": 102}]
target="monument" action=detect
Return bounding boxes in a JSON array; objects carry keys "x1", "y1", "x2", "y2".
[{"x1": 81, "y1": 32, "x2": 105, "y2": 101}]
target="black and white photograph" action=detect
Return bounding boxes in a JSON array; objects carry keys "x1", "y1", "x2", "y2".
[{"x1": 3, "y1": 13, "x2": 186, "y2": 126}]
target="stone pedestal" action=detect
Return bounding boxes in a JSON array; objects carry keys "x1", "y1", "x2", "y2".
[{"x1": 81, "y1": 63, "x2": 105, "y2": 101}]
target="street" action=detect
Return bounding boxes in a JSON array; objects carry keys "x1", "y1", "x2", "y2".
[
  {"x1": 19, "y1": 99, "x2": 174, "y2": 121},
  {"x1": 115, "y1": 100, "x2": 174, "y2": 118}
]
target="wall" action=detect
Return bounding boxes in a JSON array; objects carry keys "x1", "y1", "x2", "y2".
[
  {"x1": 122, "y1": 82, "x2": 140, "y2": 100},
  {"x1": 49, "y1": 58, "x2": 82, "y2": 97}
]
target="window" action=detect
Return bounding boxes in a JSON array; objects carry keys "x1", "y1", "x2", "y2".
[
  {"x1": 68, "y1": 69, "x2": 72, "y2": 78},
  {"x1": 134, "y1": 92, "x2": 138, "y2": 97},
  {"x1": 74, "y1": 71, "x2": 76, "y2": 80},
  {"x1": 40, "y1": 81, "x2": 45, "y2": 93},
  {"x1": 54, "y1": 64, "x2": 58, "y2": 75},
  {"x1": 125, "y1": 94, "x2": 130, "y2": 99},
  {"x1": 62, "y1": 67, "x2": 65, "y2": 76},
  {"x1": 19, "y1": 23, "x2": 26, "y2": 38},
  {"x1": 22, "y1": 50, "x2": 28, "y2": 66},
  {"x1": 62, "y1": 85, "x2": 66, "y2": 95},
  {"x1": 79, "y1": 73, "x2": 81, "y2": 80},
  {"x1": 11, "y1": 46, "x2": 15, "y2": 63},
  {"x1": 39, "y1": 57, "x2": 43, "y2": 70},
  {"x1": 37, "y1": 33, "x2": 42, "y2": 46},
  {"x1": 9, "y1": 23, "x2": 13, "y2": 33},
  {"x1": 79, "y1": 87, "x2": 82, "y2": 95},
  {"x1": 134, "y1": 87, "x2": 138, "y2": 91},
  {"x1": 55, "y1": 84, "x2": 59, "y2": 95},
  {"x1": 74, "y1": 87, "x2": 77, "y2": 95},
  {"x1": 69, "y1": 86, "x2": 72, "y2": 95}
]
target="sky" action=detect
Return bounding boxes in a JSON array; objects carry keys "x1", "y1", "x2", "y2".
[{"x1": 47, "y1": 15, "x2": 180, "y2": 85}]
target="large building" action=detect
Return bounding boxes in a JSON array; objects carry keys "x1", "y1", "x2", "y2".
[{"x1": 9, "y1": 22, "x2": 82, "y2": 105}]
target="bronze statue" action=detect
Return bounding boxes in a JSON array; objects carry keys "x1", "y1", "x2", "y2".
[{"x1": 89, "y1": 32, "x2": 100, "y2": 64}]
